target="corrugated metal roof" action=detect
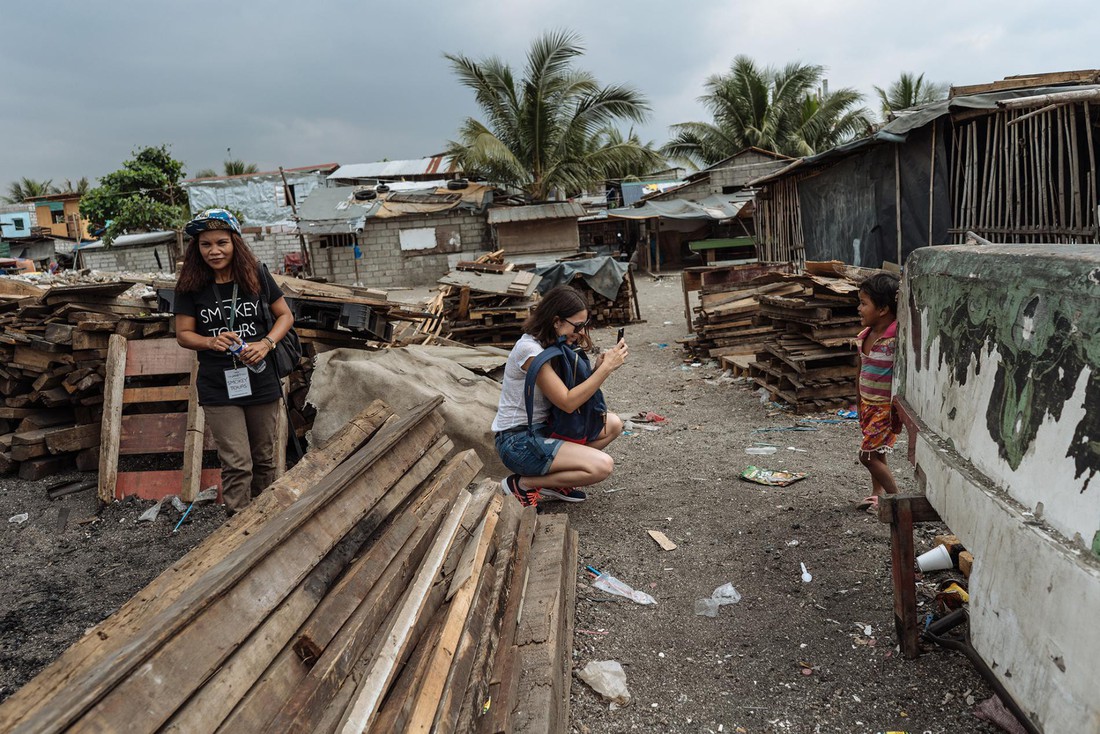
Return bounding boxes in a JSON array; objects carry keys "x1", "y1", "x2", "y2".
[
  {"x1": 327, "y1": 156, "x2": 458, "y2": 181},
  {"x1": 182, "y1": 163, "x2": 338, "y2": 184},
  {"x1": 487, "y1": 202, "x2": 587, "y2": 225}
]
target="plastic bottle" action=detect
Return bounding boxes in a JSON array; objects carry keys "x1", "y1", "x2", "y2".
[
  {"x1": 745, "y1": 446, "x2": 777, "y2": 455},
  {"x1": 228, "y1": 341, "x2": 267, "y2": 373}
]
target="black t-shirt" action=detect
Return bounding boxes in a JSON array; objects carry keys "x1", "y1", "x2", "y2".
[{"x1": 173, "y1": 269, "x2": 284, "y2": 406}]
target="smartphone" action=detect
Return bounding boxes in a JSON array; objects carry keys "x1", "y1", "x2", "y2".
[{"x1": 616, "y1": 327, "x2": 625, "y2": 343}]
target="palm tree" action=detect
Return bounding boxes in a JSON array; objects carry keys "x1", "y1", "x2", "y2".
[
  {"x1": 223, "y1": 159, "x2": 260, "y2": 176},
  {"x1": 874, "y1": 72, "x2": 948, "y2": 119},
  {"x1": 662, "y1": 56, "x2": 873, "y2": 167},
  {"x1": 4, "y1": 177, "x2": 55, "y2": 203},
  {"x1": 445, "y1": 30, "x2": 665, "y2": 200},
  {"x1": 58, "y1": 177, "x2": 90, "y2": 195}
]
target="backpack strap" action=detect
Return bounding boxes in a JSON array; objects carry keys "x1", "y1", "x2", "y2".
[{"x1": 523, "y1": 343, "x2": 564, "y2": 431}]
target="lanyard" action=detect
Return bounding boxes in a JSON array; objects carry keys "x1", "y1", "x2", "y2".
[{"x1": 215, "y1": 282, "x2": 240, "y2": 366}]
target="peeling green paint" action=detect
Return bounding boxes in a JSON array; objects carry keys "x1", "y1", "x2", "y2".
[{"x1": 902, "y1": 245, "x2": 1100, "y2": 488}]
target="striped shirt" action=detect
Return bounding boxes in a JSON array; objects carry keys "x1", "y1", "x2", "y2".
[{"x1": 858, "y1": 320, "x2": 897, "y2": 405}]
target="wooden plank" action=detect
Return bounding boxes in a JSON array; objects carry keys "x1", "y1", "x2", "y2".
[
  {"x1": 181, "y1": 361, "x2": 205, "y2": 503},
  {"x1": 483, "y1": 505, "x2": 538, "y2": 734},
  {"x1": 118, "y1": 413, "x2": 217, "y2": 454},
  {"x1": 647, "y1": 529, "x2": 678, "y2": 551},
  {"x1": 123, "y1": 338, "x2": 195, "y2": 377},
  {"x1": 337, "y1": 491, "x2": 475, "y2": 733},
  {"x1": 18, "y1": 454, "x2": 74, "y2": 481},
  {"x1": 210, "y1": 440, "x2": 462, "y2": 732},
  {"x1": 60, "y1": 405, "x2": 449, "y2": 733},
  {"x1": 885, "y1": 496, "x2": 920, "y2": 659},
  {"x1": 370, "y1": 603, "x2": 452, "y2": 733},
  {"x1": 120, "y1": 385, "x2": 190, "y2": 403},
  {"x1": 71, "y1": 330, "x2": 111, "y2": 351},
  {"x1": 97, "y1": 335, "x2": 126, "y2": 504},
  {"x1": 405, "y1": 496, "x2": 503, "y2": 733},
  {"x1": 115, "y1": 469, "x2": 222, "y2": 501},
  {"x1": 0, "y1": 400, "x2": 394, "y2": 732}
]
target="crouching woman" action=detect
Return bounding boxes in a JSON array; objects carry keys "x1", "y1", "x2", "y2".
[{"x1": 492, "y1": 285, "x2": 627, "y2": 508}]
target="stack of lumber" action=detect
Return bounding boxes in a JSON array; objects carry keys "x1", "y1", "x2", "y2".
[
  {"x1": 0, "y1": 397, "x2": 579, "y2": 734},
  {"x1": 685, "y1": 274, "x2": 807, "y2": 362},
  {"x1": 0, "y1": 277, "x2": 173, "y2": 478},
  {"x1": 433, "y1": 263, "x2": 543, "y2": 348},
  {"x1": 749, "y1": 269, "x2": 862, "y2": 413},
  {"x1": 564, "y1": 268, "x2": 640, "y2": 327}
]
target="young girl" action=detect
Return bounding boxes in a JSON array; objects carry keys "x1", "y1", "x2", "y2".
[
  {"x1": 855, "y1": 273, "x2": 901, "y2": 513},
  {"x1": 492, "y1": 285, "x2": 627, "y2": 508},
  {"x1": 174, "y1": 209, "x2": 295, "y2": 516}
]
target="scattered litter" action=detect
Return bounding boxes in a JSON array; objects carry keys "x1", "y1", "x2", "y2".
[
  {"x1": 195, "y1": 486, "x2": 219, "y2": 503},
  {"x1": 651, "y1": 343, "x2": 669, "y2": 348},
  {"x1": 576, "y1": 629, "x2": 609, "y2": 636},
  {"x1": 663, "y1": 321, "x2": 674, "y2": 325},
  {"x1": 787, "y1": 540, "x2": 800, "y2": 546},
  {"x1": 836, "y1": 409, "x2": 858, "y2": 420},
  {"x1": 740, "y1": 466, "x2": 807, "y2": 487},
  {"x1": 695, "y1": 582, "x2": 742, "y2": 617},
  {"x1": 586, "y1": 566, "x2": 657, "y2": 605},
  {"x1": 577, "y1": 660, "x2": 631, "y2": 709},
  {"x1": 138, "y1": 501, "x2": 165, "y2": 523},
  {"x1": 647, "y1": 530, "x2": 677, "y2": 551},
  {"x1": 787, "y1": 446, "x2": 808, "y2": 452},
  {"x1": 172, "y1": 501, "x2": 196, "y2": 533},
  {"x1": 639, "y1": 424, "x2": 661, "y2": 432},
  {"x1": 800, "y1": 563, "x2": 813, "y2": 583},
  {"x1": 631, "y1": 411, "x2": 666, "y2": 423},
  {"x1": 972, "y1": 694, "x2": 1027, "y2": 734},
  {"x1": 8, "y1": 513, "x2": 29, "y2": 525},
  {"x1": 745, "y1": 446, "x2": 777, "y2": 456},
  {"x1": 752, "y1": 425, "x2": 819, "y2": 433}
]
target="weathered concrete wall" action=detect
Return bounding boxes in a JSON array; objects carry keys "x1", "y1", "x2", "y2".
[
  {"x1": 496, "y1": 219, "x2": 578, "y2": 255},
  {"x1": 81, "y1": 245, "x2": 171, "y2": 272},
  {"x1": 897, "y1": 243, "x2": 1100, "y2": 731}
]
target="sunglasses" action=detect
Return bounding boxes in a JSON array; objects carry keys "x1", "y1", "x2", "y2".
[{"x1": 562, "y1": 317, "x2": 590, "y2": 331}]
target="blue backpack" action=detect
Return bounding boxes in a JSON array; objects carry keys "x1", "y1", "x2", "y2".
[{"x1": 523, "y1": 337, "x2": 608, "y2": 443}]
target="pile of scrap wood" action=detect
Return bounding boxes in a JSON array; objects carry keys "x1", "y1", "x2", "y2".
[
  {"x1": 554, "y1": 266, "x2": 639, "y2": 327},
  {"x1": 749, "y1": 265, "x2": 863, "y2": 413},
  {"x1": 0, "y1": 398, "x2": 578, "y2": 734},
  {"x1": 0, "y1": 277, "x2": 171, "y2": 478},
  {"x1": 429, "y1": 255, "x2": 542, "y2": 348},
  {"x1": 685, "y1": 275, "x2": 807, "y2": 363}
]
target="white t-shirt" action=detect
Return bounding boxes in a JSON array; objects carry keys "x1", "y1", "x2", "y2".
[{"x1": 492, "y1": 334, "x2": 551, "y2": 432}]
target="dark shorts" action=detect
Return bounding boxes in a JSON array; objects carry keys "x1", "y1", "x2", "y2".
[{"x1": 495, "y1": 423, "x2": 564, "y2": 477}]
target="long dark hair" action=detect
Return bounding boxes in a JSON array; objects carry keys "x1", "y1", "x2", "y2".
[
  {"x1": 176, "y1": 231, "x2": 262, "y2": 294},
  {"x1": 524, "y1": 285, "x2": 591, "y2": 349}
]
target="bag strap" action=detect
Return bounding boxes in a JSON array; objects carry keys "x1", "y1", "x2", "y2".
[
  {"x1": 523, "y1": 342, "x2": 564, "y2": 431},
  {"x1": 257, "y1": 263, "x2": 305, "y2": 463}
]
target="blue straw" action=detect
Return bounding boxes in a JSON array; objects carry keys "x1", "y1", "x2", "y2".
[{"x1": 172, "y1": 501, "x2": 195, "y2": 533}]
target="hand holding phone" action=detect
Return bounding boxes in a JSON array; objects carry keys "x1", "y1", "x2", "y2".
[{"x1": 617, "y1": 327, "x2": 625, "y2": 344}]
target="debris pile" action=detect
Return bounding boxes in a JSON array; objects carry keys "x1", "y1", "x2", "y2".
[{"x1": 0, "y1": 398, "x2": 578, "y2": 734}]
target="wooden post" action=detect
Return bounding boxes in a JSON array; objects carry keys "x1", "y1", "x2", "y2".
[
  {"x1": 879, "y1": 494, "x2": 942, "y2": 660},
  {"x1": 274, "y1": 377, "x2": 288, "y2": 479},
  {"x1": 97, "y1": 334, "x2": 127, "y2": 504},
  {"x1": 1085, "y1": 102, "x2": 1098, "y2": 239},
  {"x1": 894, "y1": 145, "x2": 903, "y2": 265},
  {"x1": 180, "y1": 357, "x2": 205, "y2": 502},
  {"x1": 279, "y1": 166, "x2": 313, "y2": 277}
]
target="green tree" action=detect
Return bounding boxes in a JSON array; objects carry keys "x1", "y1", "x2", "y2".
[
  {"x1": 444, "y1": 30, "x2": 664, "y2": 200},
  {"x1": 80, "y1": 145, "x2": 188, "y2": 244},
  {"x1": 662, "y1": 56, "x2": 873, "y2": 167},
  {"x1": 874, "y1": 72, "x2": 948, "y2": 119},
  {"x1": 3, "y1": 177, "x2": 55, "y2": 203}
]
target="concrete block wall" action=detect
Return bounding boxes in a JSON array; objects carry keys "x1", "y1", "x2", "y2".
[
  {"x1": 241, "y1": 228, "x2": 304, "y2": 273},
  {"x1": 309, "y1": 212, "x2": 491, "y2": 287},
  {"x1": 82, "y1": 246, "x2": 171, "y2": 273}
]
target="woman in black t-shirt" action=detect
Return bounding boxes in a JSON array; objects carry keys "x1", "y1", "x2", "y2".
[{"x1": 173, "y1": 209, "x2": 295, "y2": 516}]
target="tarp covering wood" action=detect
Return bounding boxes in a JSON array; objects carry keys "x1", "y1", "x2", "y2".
[
  {"x1": 607, "y1": 194, "x2": 749, "y2": 222},
  {"x1": 532, "y1": 256, "x2": 629, "y2": 301},
  {"x1": 306, "y1": 347, "x2": 506, "y2": 477}
]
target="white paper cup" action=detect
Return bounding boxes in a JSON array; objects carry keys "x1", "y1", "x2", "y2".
[{"x1": 917, "y1": 544, "x2": 953, "y2": 572}]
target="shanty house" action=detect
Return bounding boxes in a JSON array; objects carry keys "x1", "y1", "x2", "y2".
[
  {"x1": 27, "y1": 192, "x2": 92, "y2": 241},
  {"x1": 751, "y1": 70, "x2": 1100, "y2": 267},
  {"x1": 297, "y1": 183, "x2": 494, "y2": 287},
  {"x1": 488, "y1": 202, "x2": 586, "y2": 264},
  {"x1": 326, "y1": 156, "x2": 460, "y2": 186},
  {"x1": 74, "y1": 231, "x2": 177, "y2": 272}
]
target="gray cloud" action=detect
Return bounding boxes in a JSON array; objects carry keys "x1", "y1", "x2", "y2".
[{"x1": 3, "y1": 0, "x2": 1098, "y2": 193}]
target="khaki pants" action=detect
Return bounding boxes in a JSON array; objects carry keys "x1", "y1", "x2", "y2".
[{"x1": 204, "y1": 401, "x2": 281, "y2": 514}]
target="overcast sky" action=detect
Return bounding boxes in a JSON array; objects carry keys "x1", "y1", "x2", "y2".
[{"x1": 3, "y1": 0, "x2": 1098, "y2": 195}]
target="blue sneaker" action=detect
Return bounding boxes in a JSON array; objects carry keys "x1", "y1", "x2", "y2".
[{"x1": 540, "y1": 487, "x2": 587, "y2": 503}]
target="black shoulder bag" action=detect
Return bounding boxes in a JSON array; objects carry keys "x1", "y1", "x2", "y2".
[{"x1": 258, "y1": 264, "x2": 303, "y2": 378}]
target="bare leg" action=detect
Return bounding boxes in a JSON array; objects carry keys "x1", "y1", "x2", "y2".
[
  {"x1": 518, "y1": 441, "x2": 613, "y2": 490},
  {"x1": 587, "y1": 413, "x2": 623, "y2": 451},
  {"x1": 860, "y1": 450, "x2": 898, "y2": 499}
]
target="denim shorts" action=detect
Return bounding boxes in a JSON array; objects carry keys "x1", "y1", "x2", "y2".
[{"x1": 495, "y1": 423, "x2": 563, "y2": 477}]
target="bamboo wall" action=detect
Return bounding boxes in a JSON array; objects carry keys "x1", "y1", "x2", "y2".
[
  {"x1": 754, "y1": 176, "x2": 806, "y2": 266},
  {"x1": 950, "y1": 102, "x2": 1100, "y2": 243}
]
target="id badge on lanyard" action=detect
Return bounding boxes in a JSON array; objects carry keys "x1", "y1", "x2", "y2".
[{"x1": 218, "y1": 283, "x2": 253, "y2": 398}]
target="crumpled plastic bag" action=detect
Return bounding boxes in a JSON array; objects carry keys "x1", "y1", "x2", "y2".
[
  {"x1": 592, "y1": 573, "x2": 657, "y2": 605},
  {"x1": 577, "y1": 660, "x2": 631, "y2": 709},
  {"x1": 695, "y1": 582, "x2": 742, "y2": 617}
]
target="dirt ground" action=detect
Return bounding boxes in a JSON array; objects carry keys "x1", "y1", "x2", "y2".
[{"x1": 0, "y1": 274, "x2": 997, "y2": 733}]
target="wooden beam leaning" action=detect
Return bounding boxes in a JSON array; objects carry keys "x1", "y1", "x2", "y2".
[
  {"x1": 180, "y1": 358, "x2": 204, "y2": 502},
  {"x1": 8, "y1": 398, "x2": 441, "y2": 733},
  {"x1": 0, "y1": 400, "x2": 393, "y2": 734},
  {"x1": 96, "y1": 334, "x2": 126, "y2": 503},
  {"x1": 404, "y1": 495, "x2": 504, "y2": 733},
  {"x1": 337, "y1": 491, "x2": 475, "y2": 733}
]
